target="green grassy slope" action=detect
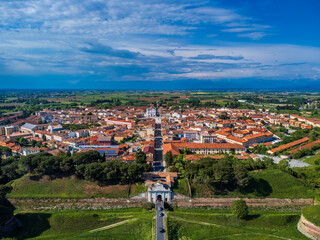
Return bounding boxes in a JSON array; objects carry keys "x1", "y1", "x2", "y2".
[
  {"x1": 8, "y1": 175, "x2": 147, "y2": 198},
  {"x1": 302, "y1": 153, "x2": 320, "y2": 165},
  {"x1": 174, "y1": 169, "x2": 317, "y2": 198},
  {"x1": 302, "y1": 205, "x2": 320, "y2": 227},
  {"x1": 14, "y1": 209, "x2": 153, "y2": 240},
  {"x1": 168, "y1": 208, "x2": 309, "y2": 240}
]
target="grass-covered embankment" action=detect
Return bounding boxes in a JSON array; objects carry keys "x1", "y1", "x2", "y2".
[
  {"x1": 8, "y1": 175, "x2": 147, "y2": 198},
  {"x1": 167, "y1": 208, "x2": 309, "y2": 240},
  {"x1": 174, "y1": 169, "x2": 317, "y2": 198},
  {"x1": 302, "y1": 205, "x2": 320, "y2": 227},
  {"x1": 13, "y1": 208, "x2": 153, "y2": 240}
]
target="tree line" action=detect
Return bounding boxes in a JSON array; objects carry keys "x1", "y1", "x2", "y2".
[
  {"x1": 164, "y1": 152, "x2": 265, "y2": 194},
  {"x1": 0, "y1": 150, "x2": 151, "y2": 187}
]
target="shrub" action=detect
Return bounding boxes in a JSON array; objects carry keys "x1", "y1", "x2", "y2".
[
  {"x1": 164, "y1": 202, "x2": 175, "y2": 211},
  {"x1": 231, "y1": 200, "x2": 248, "y2": 219},
  {"x1": 142, "y1": 202, "x2": 154, "y2": 210},
  {"x1": 0, "y1": 185, "x2": 12, "y2": 199}
]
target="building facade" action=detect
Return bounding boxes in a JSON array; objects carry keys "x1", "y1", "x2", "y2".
[{"x1": 147, "y1": 182, "x2": 172, "y2": 202}]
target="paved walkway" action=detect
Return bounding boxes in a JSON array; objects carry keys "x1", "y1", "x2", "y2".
[
  {"x1": 89, "y1": 218, "x2": 137, "y2": 233},
  {"x1": 257, "y1": 154, "x2": 310, "y2": 167}
]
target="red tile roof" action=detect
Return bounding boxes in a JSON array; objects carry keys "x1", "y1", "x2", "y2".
[
  {"x1": 291, "y1": 139, "x2": 320, "y2": 153},
  {"x1": 171, "y1": 142, "x2": 246, "y2": 150},
  {"x1": 269, "y1": 137, "x2": 309, "y2": 153}
]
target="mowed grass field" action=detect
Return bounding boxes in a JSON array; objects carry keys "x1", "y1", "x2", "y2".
[
  {"x1": 8, "y1": 175, "x2": 147, "y2": 198},
  {"x1": 174, "y1": 169, "x2": 317, "y2": 198},
  {"x1": 12, "y1": 208, "x2": 153, "y2": 240},
  {"x1": 167, "y1": 208, "x2": 309, "y2": 240}
]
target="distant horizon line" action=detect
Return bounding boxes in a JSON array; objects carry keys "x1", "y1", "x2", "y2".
[{"x1": 0, "y1": 88, "x2": 319, "y2": 92}]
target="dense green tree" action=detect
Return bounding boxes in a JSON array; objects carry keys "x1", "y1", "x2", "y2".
[
  {"x1": 233, "y1": 164, "x2": 251, "y2": 188},
  {"x1": 72, "y1": 150, "x2": 103, "y2": 165},
  {"x1": 0, "y1": 185, "x2": 12, "y2": 199},
  {"x1": 309, "y1": 129, "x2": 318, "y2": 142},
  {"x1": 37, "y1": 156, "x2": 60, "y2": 175},
  {"x1": 278, "y1": 159, "x2": 289, "y2": 172},
  {"x1": 0, "y1": 150, "x2": 153, "y2": 186},
  {"x1": 84, "y1": 162, "x2": 104, "y2": 181},
  {"x1": 263, "y1": 157, "x2": 274, "y2": 168},
  {"x1": 231, "y1": 200, "x2": 248, "y2": 219},
  {"x1": 164, "y1": 151, "x2": 174, "y2": 167},
  {"x1": 0, "y1": 146, "x2": 12, "y2": 156},
  {"x1": 1, "y1": 161, "x2": 22, "y2": 182},
  {"x1": 59, "y1": 156, "x2": 74, "y2": 174},
  {"x1": 185, "y1": 162, "x2": 199, "y2": 182},
  {"x1": 250, "y1": 144, "x2": 268, "y2": 154},
  {"x1": 30, "y1": 139, "x2": 37, "y2": 147},
  {"x1": 135, "y1": 149, "x2": 147, "y2": 164},
  {"x1": 180, "y1": 148, "x2": 193, "y2": 155},
  {"x1": 218, "y1": 114, "x2": 230, "y2": 120},
  {"x1": 214, "y1": 159, "x2": 234, "y2": 189},
  {"x1": 16, "y1": 137, "x2": 28, "y2": 147}
]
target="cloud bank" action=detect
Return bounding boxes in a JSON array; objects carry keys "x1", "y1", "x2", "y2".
[{"x1": 0, "y1": 0, "x2": 319, "y2": 88}]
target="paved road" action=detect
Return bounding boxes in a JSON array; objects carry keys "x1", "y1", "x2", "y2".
[
  {"x1": 257, "y1": 154, "x2": 310, "y2": 168},
  {"x1": 154, "y1": 110, "x2": 164, "y2": 172},
  {"x1": 156, "y1": 201, "x2": 165, "y2": 240}
]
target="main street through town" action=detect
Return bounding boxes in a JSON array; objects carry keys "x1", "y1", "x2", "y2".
[
  {"x1": 154, "y1": 107, "x2": 166, "y2": 240},
  {"x1": 153, "y1": 108, "x2": 164, "y2": 172}
]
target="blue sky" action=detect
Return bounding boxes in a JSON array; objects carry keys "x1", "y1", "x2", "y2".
[{"x1": 0, "y1": 0, "x2": 319, "y2": 89}]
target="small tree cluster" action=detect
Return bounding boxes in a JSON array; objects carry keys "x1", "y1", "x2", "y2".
[{"x1": 231, "y1": 200, "x2": 248, "y2": 219}]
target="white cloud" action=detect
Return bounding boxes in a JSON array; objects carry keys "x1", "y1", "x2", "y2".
[
  {"x1": 0, "y1": 0, "x2": 270, "y2": 38},
  {"x1": 237, "y1": 32, "x2": 267, "y2": 40},
  {"x1": 0, "y1": 0, "x2": 318, "y2": 83}
]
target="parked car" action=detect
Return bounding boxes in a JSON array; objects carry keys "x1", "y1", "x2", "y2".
[{"x1": 159, "y1": 212, "x2": 164, "y2": 217}]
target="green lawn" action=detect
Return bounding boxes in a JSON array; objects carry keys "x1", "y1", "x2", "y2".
[
  {"x1": 167, "y1": 208, "x2": 308, "y2": 240},
  {"x1": 174, "y1": 169, "x2": 317, "y2": 198},
  {"x1": 13, "y1": 208, "x2": 153, "y2": 240},
  {"x1": 237, "y1": 169, "x2": 317, "y2": 198},
  {"x1": 8, "y1": 175, "x2": 147, "y2": 198},
  {"x1": 302, "y1": 205, "x2": 320, "y2": 227}
]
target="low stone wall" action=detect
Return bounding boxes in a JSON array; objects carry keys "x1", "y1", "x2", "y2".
[
  {"x1": 8, "y1": 197, "x2": 314, "y2": 210},
  {"x1": 172, "y1": 197, "x2": 314, "y2": 207},
  {"x1": 8, "y1": 197, "x2": 148, "y2": 210},
  {"x1": 298, "y1": 215, "x2": 320, "y2": 240},
  {"x1": 0, "y1": 216, "x2": 17, "y2": 238}
]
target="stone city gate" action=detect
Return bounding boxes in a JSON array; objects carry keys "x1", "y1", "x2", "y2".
[{"x1": 147, "y1": 182, "x2": 172, "y2": 203}]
